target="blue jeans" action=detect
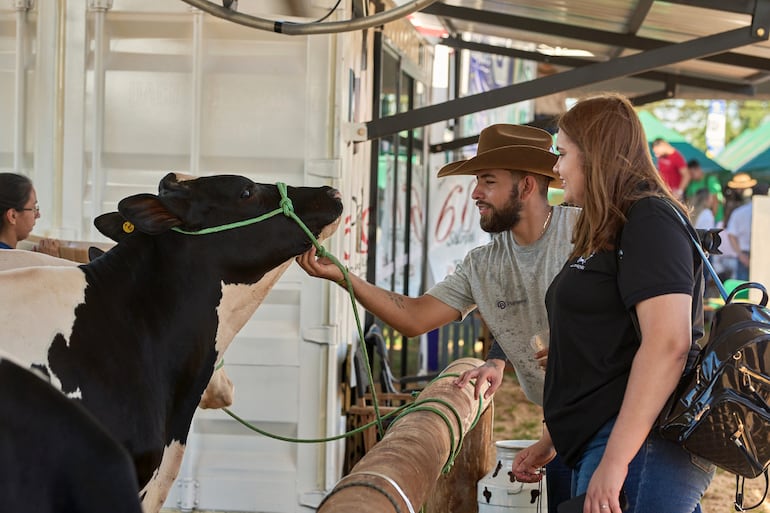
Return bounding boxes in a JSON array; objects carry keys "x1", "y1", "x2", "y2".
[
  {"x1": 572, "y1": 418, "x2": 714, "y2": 513},
  {"x1": 546, "y1": 453, "x2": 571, "y2": 513}
]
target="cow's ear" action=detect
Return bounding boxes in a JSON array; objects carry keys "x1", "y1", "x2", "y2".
[
  {"x1": 118, "y1": 193, "x2": 182, "y2": 235},
  {"x1": 155, "y1": 173, "x2": 200, "y2": 220},
  {"x1": 159, "y1": 173, "x2": 192, "y2": 197},
  {"x1": 94, "y1": 212, "x2": 135, "y2": 242},
  {"x1": 88, "y1": 246, "x2": 105, "y2": 262},
  {"x1": 166, "y1": 171, "x2": 197, "y2": 184}
]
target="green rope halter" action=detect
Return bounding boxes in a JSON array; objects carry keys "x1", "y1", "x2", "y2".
[
  {"x1": 169, "y1": 182, "x2": 481, "y2": 473},
  {"x1": 169, "y1": 182, "x2": 384, "y2": 434}
]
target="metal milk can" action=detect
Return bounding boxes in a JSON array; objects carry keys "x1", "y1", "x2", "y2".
[{"x1": 477, "y1": 440, "x2": 547, "y2": 512}]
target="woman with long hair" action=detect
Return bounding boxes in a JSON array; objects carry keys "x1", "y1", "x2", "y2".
[{"x1": 512, "y1": 94, "x2": 713, "y2": 512}]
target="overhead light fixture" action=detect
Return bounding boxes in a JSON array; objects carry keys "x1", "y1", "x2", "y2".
[{"x1": 537, "y1": 44, "x2": 594, "y2": 57}]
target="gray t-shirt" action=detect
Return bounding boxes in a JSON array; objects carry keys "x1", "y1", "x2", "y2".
[{"x1": 427, "y1": 205, "x2": 579, "y2": 405}]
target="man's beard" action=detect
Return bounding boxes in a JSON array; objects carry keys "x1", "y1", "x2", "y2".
[{"x1": 479, "y1": 189, "x2": 523, "y2": 233}]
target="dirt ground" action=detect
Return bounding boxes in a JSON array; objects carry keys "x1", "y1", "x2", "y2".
[{"x1": 492, "y1": 370, "x2": 769, "y2": 513}]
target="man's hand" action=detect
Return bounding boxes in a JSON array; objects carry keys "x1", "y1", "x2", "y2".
[
  {"x1": 296, "y1": 246, "x2": 344, "y2": 283},
  {"x1": 453, "y1": 359, "x2": 505, "y2": 400}
]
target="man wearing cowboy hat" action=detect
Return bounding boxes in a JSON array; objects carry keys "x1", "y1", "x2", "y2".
[
  {"x1": 297, "y1": 123, "x2": 579, "y2": 512},
  {"x1": 725, "y1": 172, "x2": 759, "y2": 280}
]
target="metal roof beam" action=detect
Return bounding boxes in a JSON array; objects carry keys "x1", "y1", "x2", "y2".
[
  {"x1": 439, "y1": 37, "x2": 756, "y2": 95},
  {"x1": 430, "y1": 134, "x2": 479, "y2": 153},
  {"x1": 664, "y1": 0, "x2": 756, "y2": 15},
  {"x1": 366, "y1": 26, "x2": 765, "y2": 140},
  {"x1": 609, "y1": 0, "x2": 654, "y2": 58},
  {"x1": 626, "y1": 0, "x2": 655, "y2": 34},
  {"x1": 753, "y1": 0, "x2": 770, "y2": 36},
  {"x1": 430, "y1": 87, "x2": 675, "y2": 153},
  {"x1": 631, "y1": 89, "x2": 675, "y2": 106},
  {"x1": 440, "y1": 36, "x2": 587, "y2": 67},
  {"x1": 422, "y1": 2, "x2": 770, "y2": 71},
  {"x1": 630, "y1": 78, "x2": 678, "y2": 106}
]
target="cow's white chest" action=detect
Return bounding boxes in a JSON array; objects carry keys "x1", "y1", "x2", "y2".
[{"x1": 214, "y1": 259, "x2": 292, "y2": 355}]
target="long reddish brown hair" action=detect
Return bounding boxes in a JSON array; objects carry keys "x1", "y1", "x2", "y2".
[{"x1": 557, "y1": 93, "x2": 687, "y2": 258}]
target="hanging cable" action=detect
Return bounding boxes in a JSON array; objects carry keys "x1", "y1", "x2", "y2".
[
  {"x1": 179, "y1": 0, "x2": 437, "y2": 35},
  {"x1": 313, "y1": 0, "x2": 342, "y2": 23}
]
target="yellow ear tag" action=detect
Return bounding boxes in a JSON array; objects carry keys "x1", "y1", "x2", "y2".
[{"x1": 122, "y1": 221, "x2": 135, "y2": 233}]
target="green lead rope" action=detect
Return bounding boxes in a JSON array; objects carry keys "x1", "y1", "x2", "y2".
[
  {"x1": 222, "y1": 374, "x2": 484, "y2": 475},
  {"x1": 171, "y1": 182, "x2": 481, "y2": 472}
]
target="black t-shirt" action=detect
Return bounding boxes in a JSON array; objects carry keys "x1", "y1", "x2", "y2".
[{"x1": 543, "y1": 196, "x2": 703, "y2": 468}]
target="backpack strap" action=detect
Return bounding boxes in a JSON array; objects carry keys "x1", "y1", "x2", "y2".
[
  {"x1": 735, "y1": 470, "x2": 769, "y2": 511},
  {"x1": 663, "y1": 200, "x2": 729, "y2": 300}
]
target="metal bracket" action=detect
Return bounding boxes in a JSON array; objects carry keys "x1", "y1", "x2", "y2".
[
  {"x1": 303, "y1": 325, "x2": 337, "y2": 345},
  {"x1": 11, "y1": 0, "x2": 34, "y2": 10},
  {"x1": 752, "y1": 0, "x2": 770, "y2": 40},
  {"x1": 87, "y1": 0, "x2": 113, "y2": 11},
  {"x1": 306, "y1": 159, "x2": 342, "y2": 179},
  {"x1": 176, "y1": 478, "x2": 200, "y2": 512},
  {"x1": 343, "y1": 122, "x2": 368, "y2": 143}
]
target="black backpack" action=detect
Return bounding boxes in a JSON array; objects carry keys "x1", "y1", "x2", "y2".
[
  {"x1": 657, "y1": 282, "x2": 770, "y2": 481},
  {"x1": 652, "y1": 204, "x2": 770, "y2": 510}
]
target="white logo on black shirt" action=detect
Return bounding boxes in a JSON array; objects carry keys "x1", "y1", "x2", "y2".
[{"x1": 570, "y1": 253, "x2": 595, "y2": 271}]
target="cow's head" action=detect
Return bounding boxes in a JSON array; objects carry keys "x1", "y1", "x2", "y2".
[{"x1": 94, "y1": 173, "x2": 343, "y2": 283}]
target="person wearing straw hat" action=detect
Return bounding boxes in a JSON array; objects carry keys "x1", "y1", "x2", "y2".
[
  {"x1": 725, "y1": 172, "x2": 758, "y2": 279},
  {"x1": 297, "y1": 123, "x2": 579, "y2": 512}
]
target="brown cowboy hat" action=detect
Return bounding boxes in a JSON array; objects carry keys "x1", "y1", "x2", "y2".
[
  {"x1": 727, "y1": 172, "x2": 757, "y2": 189},
  {"x1": 437, "y1": 124, "x2": 560, "y2": 187}
]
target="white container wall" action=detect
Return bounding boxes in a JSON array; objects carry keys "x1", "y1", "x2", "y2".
[{"x1": 0, "y1": 1, "x2": 383, "y2": 511}]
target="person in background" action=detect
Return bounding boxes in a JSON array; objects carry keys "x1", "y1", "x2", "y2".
[
  {"x1": 297, "y1": 123, "x2": 579, "y2": 513},
  {"x1": 513, "y1": 94, "x2": 713, "y2": 513},
  {"x1": 531, "y1": 62, "x2": 568, "y2": 135},
  {"x1": 0, "y1": 173, "x2": 60, "y2": 256},
  {"x1": 684, "y1": 158, "x2": 724, "y2": 224},
  {"x1": 725, "y1": 173, "x2": 759, "y2": 280},
  {"x1": 651, "y1": 138, "x2": 689, "y2": 200},
  {"x1": 689, "y1": 187, "x2": 719, "y2": 291},
  {"x1": 691, "y1": 188, "x2": 717, "y2": 231}
]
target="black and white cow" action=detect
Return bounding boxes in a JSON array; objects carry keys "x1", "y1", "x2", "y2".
[
  {"x1": 0, "y1": 249, "x2": 235, "y2": 410},
  {"x1": 0, "y1": 173, "x2": 343, "y2": 512},
  {"x1": 0, "y1": 352, "x2": 142, "y2": 513}
]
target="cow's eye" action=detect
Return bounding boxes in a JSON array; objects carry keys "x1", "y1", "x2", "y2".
[{"x1": 240, "y1": 188, "x2": 251, "y2": 199}]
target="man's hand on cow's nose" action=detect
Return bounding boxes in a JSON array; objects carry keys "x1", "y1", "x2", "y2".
[{"x1": 295, "y1": 247, "x2": 343, "y2": 283}]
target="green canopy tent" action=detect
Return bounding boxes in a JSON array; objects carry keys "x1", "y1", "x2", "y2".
[
  {"x1": 715, "y1": 122, "x2": 770, "y2": 172},
  {"x1": 637, "y1": 110, "x2": 728, "y2": 176},
  {"x1": 735, "y1": 147, "x2": 770, "y2": 182},
  {"x1": 717, "y1": 121, "x2": 770, "y2": 182}
]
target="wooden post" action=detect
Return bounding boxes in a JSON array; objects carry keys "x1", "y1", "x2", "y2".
[
  {"x1": 319, "y1": 357, "x2": 494, "y2": 513},
  {"x1": 424, "y1": 400, "x2": 495, "y2": 513}
]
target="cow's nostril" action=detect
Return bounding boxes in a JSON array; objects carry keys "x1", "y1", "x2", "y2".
[{"x1": 329, "y1": 189, "x2": 342, "y2": 200}]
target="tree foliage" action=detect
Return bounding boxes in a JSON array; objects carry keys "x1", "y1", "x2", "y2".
[{"x1": 638, "y1": 99, "x2": 770, "y2": 153}]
